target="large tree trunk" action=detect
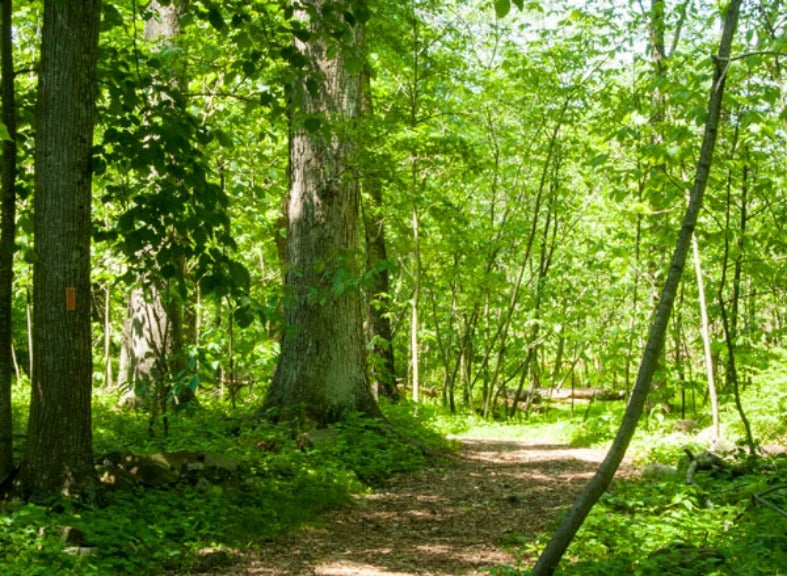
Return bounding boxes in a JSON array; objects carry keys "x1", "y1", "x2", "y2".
[
  {"x1": 531, "y1": 2, "x2": 742, "y2": 573},
  {"x1": 262, "y1": 0, "x2": 380, "y2": 425},
  {"x1": 15, "y1": 0, "x2": 101, "y2": 501},
  {"x1": 0, "y1": 0, "x2": 18, "y2": 483}
]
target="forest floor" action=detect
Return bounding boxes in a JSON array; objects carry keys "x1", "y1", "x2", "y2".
[{"x1": 215, "y1": 436, "x2": 634, "y2": 575}]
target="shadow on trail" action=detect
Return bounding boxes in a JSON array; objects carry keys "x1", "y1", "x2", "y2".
[{"x1": 246, "y1": 437, "x2": 616, "y2": 576}]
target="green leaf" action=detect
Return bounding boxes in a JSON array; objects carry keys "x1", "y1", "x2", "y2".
[
  {"x1": 207, "y1": 7, "x2": 226, "y2": 31},
  {"x1": 101, "y1": 3, "x2": 124, "y2": 31},
  {"x1": 304, "y1": 117, "x2": 321, "y2": 133},
  {"x1": 494, "y1": 0, "x2": 511, "y2": 18},
  {"x1": 215, "y1": 130, "x2": 233, "y2": 148},
  {"x1": 17, "y1": 214, "x2": 33, "y2": 235},
  {"x1": 91, "y1": 155, "x2": 107, "y2": 176},
  {"x1": 228, "y1": 260, "x2": 251, "y2": 291},
  {"x1": 242, "y1": 59, "x2": 256, "y2": 77},
  {"x1": 199, "y1": 274, "x2": 217, "y2": 295},
  {"x1": 234, "y1": 305, "x2": 254, "y2": 329},
  {"x1": 0, "y1": 122, "x2": 11, "y2": 142}
]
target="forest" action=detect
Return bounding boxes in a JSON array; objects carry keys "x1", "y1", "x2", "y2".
[{"x1": 0, "y1": 0, "x2": 785, "y2": 574}]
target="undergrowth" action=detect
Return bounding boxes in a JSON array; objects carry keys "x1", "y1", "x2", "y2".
[
  {"x1": 2, "y1": 351, "x2": 784, "y2": 575},
  {"x1": 0, "y1": 391, "x2": 447, "y2": 575},
  {"x1": 495, "y1": 452, "x2": 787, "y2": 576},
  {"x1": 487, "y1": 350, "x2": 787, "y2": 576}
]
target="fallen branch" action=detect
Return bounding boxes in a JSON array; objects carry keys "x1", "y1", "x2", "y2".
[
  {"x1": 753, "y1": 484, "x2": 787, "y2": 519},
  {"x1": 682, "y1": 447, "x2": 728, "y2": 485}
]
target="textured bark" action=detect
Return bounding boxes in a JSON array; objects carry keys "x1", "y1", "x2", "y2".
[
  {"x1": 360, "y1": 69, "x2": 398, "y2": 402},
  {"x1": 144, "y1": 0, "x2": 183, "y2": 40},
  {"x1": 15, "y1": 0, "x2": 101, "y2": 501},
  {"x1": 118, "y1": 0, "x2": 196, "y2": 408},
  {"x1": 0, "y1": 0, "x2": 17, "y2": 482},
  {"x1": 531, "y1": 2, "x2": 742, "y2": 573},
  {"x1": 118, "y1": 287, "x2": 171, "y2": 396},
  {"x1": 263, "y1": 0, "x2": 381, "y2": 424}
]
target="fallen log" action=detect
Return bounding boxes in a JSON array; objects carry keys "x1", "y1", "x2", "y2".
[{"x1": 505, "y1": 387, "x2": 627, "y2": 404}]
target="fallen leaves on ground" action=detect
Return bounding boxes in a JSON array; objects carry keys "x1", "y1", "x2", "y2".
[{"x1": 208, "y1": 436, "x2": 632, "y2": 575}]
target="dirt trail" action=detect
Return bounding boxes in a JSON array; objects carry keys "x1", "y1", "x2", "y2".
[{"x1": 223, "y1": 437, "x2": 631, "y2": 575}]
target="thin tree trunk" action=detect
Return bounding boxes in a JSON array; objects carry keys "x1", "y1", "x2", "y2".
[
  {"x1": 718, "y1": 163, "x2": 756, "y2": 454},
  {"x1": 25, "y1": 284, "x2": 31, "y2": 381},
  {"x1": 410, "y1": 203, "x2": 421, "y2": 404},
  {"x1": 0, "y1": 0, "x2": 18, "y2": 482},
  {"x1": 691, "y1": 233, "x2": 719, "y2": 442},
  {"x1": 624, "y1": 183, "x2": 644, "y2": 392},
  {"x1": 531, "y1": 2, "x2": 742, "y2": 572},
  {"x1": 103, "y1": 283, "x2": 113, "y2": 388},
  {"x1": 360, "y1": 67, "x2": 398, "y2": 402}
]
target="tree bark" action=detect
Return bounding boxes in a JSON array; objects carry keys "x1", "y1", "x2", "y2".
[
  {"x1": 15, "y1": 0, "x2": 101, "y2": 501},
  {"x1": 262, "y1": 0, "x2": 380, "y2": 425},
  {"x1": 0, "y1": 0, "x2": 18, "y2": 483},
  {"x1": 359, "y1": 67, "x2": 398, "y2": 402},
  {"x1": 691, "y1": 233, "x2": 719, "y2": 442},
  {"x1": 530, "y1": 2, "x2": 742, "y2": 573},
  {"x1": 118, "y1": 286, "x2": 171, "y2": 398},
  {"x1": 118, "y1": 0, "x2": 197, "y2": 409}
]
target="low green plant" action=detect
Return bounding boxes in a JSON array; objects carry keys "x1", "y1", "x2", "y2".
[
  {"x1": 501, "y1": 452, "x2": 786, "y2": 576},
  {"x1": 0, "y1": 388, "x2": 445, "y2": 575}
]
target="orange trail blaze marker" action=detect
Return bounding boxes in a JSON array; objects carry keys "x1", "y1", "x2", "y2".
[{"x1": 66, "y1": 287, "x2": 76, "y2": 311}]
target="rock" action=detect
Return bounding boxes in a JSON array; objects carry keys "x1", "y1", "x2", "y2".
[
  {"x1": 193, "y1": 547, "x2": 235, "y2": 573},
  {"x1": 127, "y1": 459, "x2": 180, "y2": 487},
  {"x1": 63, "y1": 546, "x2": 98, "y2": 556},
  {"x1": 98, "y1": 465, "x2": 136, "y2": 491},
  {"x1": 97, "y1": 450, "x2": 239, "y2": 489},
  {"x1": 298, "y1": 428, "x2": 340, "y2": 451},
  {"x1": 641, "y1": 463, "x2": 679, "y2": 480},
  {"x1": 151, "y1": 450, "x2": 205, "y2": 473},
  {"x1": 58, "y1": 526, "x2": 87, "y2": 546},
  {"x1": 673, "y1": 419, "x2": 699, "y2": 434}
]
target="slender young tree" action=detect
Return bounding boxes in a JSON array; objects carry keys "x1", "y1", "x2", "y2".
[
  {"x1": 262, "y1": 0, "x2": 381, "y2": 424},
  {"x1": 15, "y1": 0, "x2": 101, "y2": 501},
  {"x1": 531, "y1": 1, "x2": 742, "y2": 573},
  {"x1": 0, "y1": 0, "x2": 18, "y2": 483},
  {"x1": 360, "y1": 68, "x2": 399, "y2": 402}
]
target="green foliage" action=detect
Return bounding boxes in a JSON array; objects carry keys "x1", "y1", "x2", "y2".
[
  {"x1": 0, "y1": 392, "x2": 446, "y2": 575},
  {"x1": 558, "y1": 453, "x2": 787, "y2": 576},
  {"x1": 495, "y1": 452, "x2": 787, "y2": 576},
  {"x1": 322, "y1": 404, "x2": 449, "y2": 485}
]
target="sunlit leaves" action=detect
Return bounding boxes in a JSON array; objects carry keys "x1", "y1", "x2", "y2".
[
  {"x1": 493, "y1": 0, "x2": 524, "y2": 19},
  {"x1": 101, "y1": 3, "x2": 124, "y2": 31}
]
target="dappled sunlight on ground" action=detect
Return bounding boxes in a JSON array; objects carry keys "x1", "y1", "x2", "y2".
[{"x1": 212, "y1": 436, "x2": 632, "y2": 575}]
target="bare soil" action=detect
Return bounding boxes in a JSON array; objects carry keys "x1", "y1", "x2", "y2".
[{"x1": 216, "y1": 436, "x2": 632, "y2": 575}]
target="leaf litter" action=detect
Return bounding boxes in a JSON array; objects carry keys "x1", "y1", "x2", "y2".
[{"x1": 203, "y1": 437, "x2": 632, "y2": 575}]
